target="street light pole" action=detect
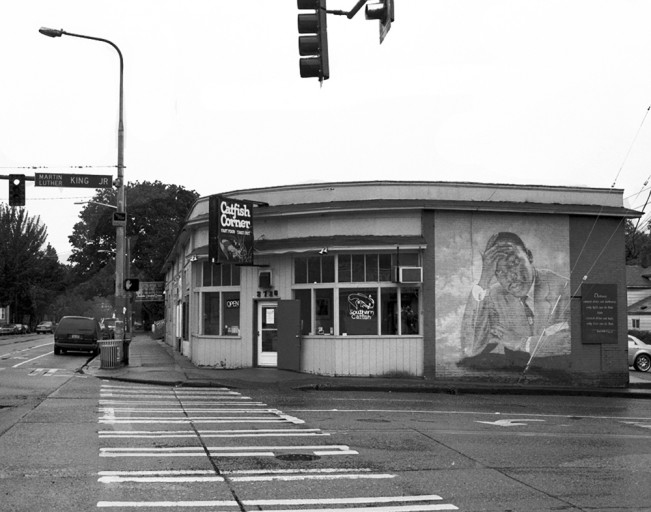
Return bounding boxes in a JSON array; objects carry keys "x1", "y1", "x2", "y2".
[{"x1": 39, "y1": 27, "x2": 127, "y2": 341}]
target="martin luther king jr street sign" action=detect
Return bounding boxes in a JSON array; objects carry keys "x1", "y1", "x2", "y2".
[{"x1": 35, "y1": 173, "x2": 112, "y2": 188}]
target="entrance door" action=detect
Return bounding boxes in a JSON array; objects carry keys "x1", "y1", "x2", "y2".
[
  {"x1": 257, "y1": 302, "x2": 278, "y2": 367},
  {"x1": 277, "y1": 300, "x2": 302, "y2": 371}
]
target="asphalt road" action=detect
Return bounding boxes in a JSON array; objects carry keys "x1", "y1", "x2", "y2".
[{"x1": 1, "y1": 335, "x2": 650, "y2": 511}]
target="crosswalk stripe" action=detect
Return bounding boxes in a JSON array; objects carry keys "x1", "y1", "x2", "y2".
[
  {"x1": 100, "y1": 445, "x2": 357, "y2": 458},
  {"x1": 97, "y1": 467, "x2": 395, "y2": 483},
  {"x1": 98, "y1": 428, "x2": 328, "y2": 439},
  {"x1": 97, "y1": 496, "x2": 457, "y2": 510}
]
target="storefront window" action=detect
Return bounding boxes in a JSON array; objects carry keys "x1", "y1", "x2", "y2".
[
  {"x1": 222, "y1": 292, "x2": 240, "y2": 336},
  {"x1": 295, "y1": 255, "x2": 334, "y2": 283},
  {"x1": 202, "y1": 262, "x2": 240, "y2": 287},
  {"x1": 315, "y1": 289, "x2": 334, "y2": 335},
  {"x1": 366, "y1": 254, "x2": 378, "y2": 282},
  {"x1": 203, "y1": 292, "x2": 220, "y2": 335},
  {"x1": 339, "y1": 288, "x2": 377, "y2": 335},
  {"x1": 294, "y1": 253, "x2": 421, "y2": 338},
  {"x1": 294, "y1": 289, "x2": 311, "y2": 335},
  {"x1": 381, "y1": 288, "x2": 398, "y2": 335},
  {"x1": 379, "y1": 254, "x2": 392, "y2": 281},
  {"x1": 401, "y1": 288, "x2": 419, "y2": 335},
  {"x1": 202, "y1": 292, "x2": 240, "y2": 336}
]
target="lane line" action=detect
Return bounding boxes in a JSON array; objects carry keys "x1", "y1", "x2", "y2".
[
  {"x1": 294, "y1": 408, "x2": 651, "y2": 422},
  {"x1": 12, "y1": 351, "x2": 52, "y2": 367}
]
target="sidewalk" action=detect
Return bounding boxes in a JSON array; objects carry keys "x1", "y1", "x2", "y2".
[{"x1": 86, "y1": 334, "x2": 651, "y2": 398}]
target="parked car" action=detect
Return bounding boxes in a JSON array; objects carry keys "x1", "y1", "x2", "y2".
[
  {"x1": 628, "y1": 334, "x2": 651, "y2": 372},
  {"x1": 36, "y1": 321, "x2": 55, "y2": 334},
  {"x1": 54, "y1": 316, "x2": 101, "y2": 355},
  {"x1": 100, "y1": 318, "x2": 117, "y2": 339},
  {"x1": 10, "y1": 324, "x2": 27, "y2": 334},
  {"x1": 0, "y1": 324, "x2": 14, "y2": 335}
]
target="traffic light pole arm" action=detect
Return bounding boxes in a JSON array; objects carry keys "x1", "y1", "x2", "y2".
[
  {"x1": 326, "y1": 0, "x2": 368, "y2": 19},
  {"x1": 0, "y1": 175, "x2": 35, "y2": 181}
]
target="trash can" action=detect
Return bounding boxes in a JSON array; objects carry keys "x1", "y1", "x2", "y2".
[{"x1": 99, "y1": 339, "x2": 122, "y2": 369}]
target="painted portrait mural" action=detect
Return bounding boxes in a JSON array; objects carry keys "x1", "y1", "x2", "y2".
[{"x1": 435, "y1": 212, "x2": 571, "y2": 380}]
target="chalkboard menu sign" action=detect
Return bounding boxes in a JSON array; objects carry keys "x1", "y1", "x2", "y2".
[{"x1": 581, "y1": 283, "x2": 618, "y2": 344}]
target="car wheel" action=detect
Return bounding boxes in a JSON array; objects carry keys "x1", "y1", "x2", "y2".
[
  {"x1": 634, "y1": 354, "x2": 651, "y2": 372},
  {"x1": 54, "y1": 347, "x2": 61, "y2": 355}
]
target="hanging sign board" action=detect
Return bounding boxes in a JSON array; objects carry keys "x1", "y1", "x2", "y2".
[{"x1": 209, "y1": 195, "x2": 254, "y2": 265}]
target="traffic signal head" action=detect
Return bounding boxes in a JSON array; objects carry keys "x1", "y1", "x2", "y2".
[
  {"x1": 365, "y1": 0, "x2": 394, "y2": 43},
  {"x1": 297, "y1": 0, "x2": 329, "y2": 81},
  {"x1": 8, "y1": 174, "x2": 25, "y2": 207},
  {"x1": 123, "y1": 278, "x2": 140, "y2": 292}
]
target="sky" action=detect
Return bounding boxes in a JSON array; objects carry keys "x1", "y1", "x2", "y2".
[{"x1": 3, "y1": 1, "x2": 651, "y2": 261}]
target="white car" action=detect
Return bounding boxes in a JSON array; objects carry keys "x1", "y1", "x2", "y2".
[{"x1": 628, "y1": 335, "x2": 651, "y2": 372}]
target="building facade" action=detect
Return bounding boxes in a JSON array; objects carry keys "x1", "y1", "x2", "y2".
[{"x1": 163, "y1": 181, "x2": 639, "y2": 387}]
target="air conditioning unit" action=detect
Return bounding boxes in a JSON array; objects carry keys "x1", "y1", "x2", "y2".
[{"x1": 398, "y1": 266, "x2": 422, "y2": 283}]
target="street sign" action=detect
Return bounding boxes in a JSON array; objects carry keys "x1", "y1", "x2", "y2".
[
  {"x1": 135, "y1": 281, "x2": 165, "y2": 302},
  {"x1": 35, "y1": 173, "x2": 113, "y2": 188},
  {"x1": 112, "y1": 212, "x2": 126, "y2": 227}
]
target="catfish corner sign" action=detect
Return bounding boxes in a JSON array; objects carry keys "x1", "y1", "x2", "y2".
[{"x1": 123, "y1": 279, "x2": 140, "y2": 292}]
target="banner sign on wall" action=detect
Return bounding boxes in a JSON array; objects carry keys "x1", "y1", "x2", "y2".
[
  {"x1": 209, "y1": 195, "x2": 254, "y2": 265},
  {"x1": 581, "y1": 283, "x2": 618, "y2": 344}
]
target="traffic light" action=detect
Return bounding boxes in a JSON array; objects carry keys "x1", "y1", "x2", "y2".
[
  {"x1": 297, "y1": 0, "x2": 329, "y2": 81},
  {"x1": 8, "y1": 174, "x2": 25, "y2": 207},
  {"x1": 365, "y1": 0, "x2": 394, "y2": 43}
]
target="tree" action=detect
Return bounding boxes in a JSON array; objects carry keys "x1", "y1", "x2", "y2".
[
  {"x1": 0, "y1": 205, "x2": 66, "y2": 324},
  {"x1": 68, "y1": 181, "x2": 199, "y2": 298},
  {"x1": 625, "y1": 219, "x2": 651, "y2": 267}
]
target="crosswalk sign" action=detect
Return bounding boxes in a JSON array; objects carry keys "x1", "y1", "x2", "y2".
[{"x1": 123, "y1": 279, "x2": 140, "y2": 292}]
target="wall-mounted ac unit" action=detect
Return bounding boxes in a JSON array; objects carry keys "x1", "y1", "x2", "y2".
[{"x1": 398, "y1": 266, "x2": 423, "y2": 283}]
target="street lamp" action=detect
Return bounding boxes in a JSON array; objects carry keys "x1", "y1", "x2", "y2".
[{"x1": 40, "y1": 26, "x2": 128, "y2": 341}]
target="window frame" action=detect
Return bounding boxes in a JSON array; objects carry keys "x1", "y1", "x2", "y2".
[{"x1": 198, "y1": 261, "x2": 242, "y2": 337}]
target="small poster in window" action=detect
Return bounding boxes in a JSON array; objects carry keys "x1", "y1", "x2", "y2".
[{"x1": 348, "y1": 293, "x2": 375, "y2": 321}]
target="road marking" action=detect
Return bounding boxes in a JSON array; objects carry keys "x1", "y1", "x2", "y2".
[
  {"x1": 12, "y1": 351, "x2": 52, "y2": 368},
  {"x1": 622, "y1": 421, "x2": 651, "y2": 430},
  {"x1": 99, "y1": 407, "x2": 277, "y2": 413},
  {"x1": 0, "y1": 341, "x2": 53, "y2": 359},
  {"x1": 99, "y1": 417, "x2": 302, "y2": 424},
  {"x1": 97, "y1": 495, "x2": 456, "y2": 510},
  {"x1": 27, "y1": 368, "x2": 72, "y2": 377},
  {"x1": 99, "y1": 400, "x2": 264, "y2": 406},
  {"x1": 476, "y1": 419, "x2": 546, "y2": 427},
  {"x1": 98, "y1": 468, "x2": 394, "y2": 483},
  {"x1": 100, "y1": 444, "x2": 358, "y2": 458},
  {"x1": 98, "y1": 428, "x2": 328, "y2": 439},
  {"x1": 296, "y1": 408, "x2": 651, "y2": 423},
  {"x1": 100, "y1": 394, "x2": 252, "y2": 400}
]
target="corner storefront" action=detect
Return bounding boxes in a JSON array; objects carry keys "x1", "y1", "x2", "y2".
[{"x1": 162, "y1": 181, "x2": 639, "y2": 388}]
